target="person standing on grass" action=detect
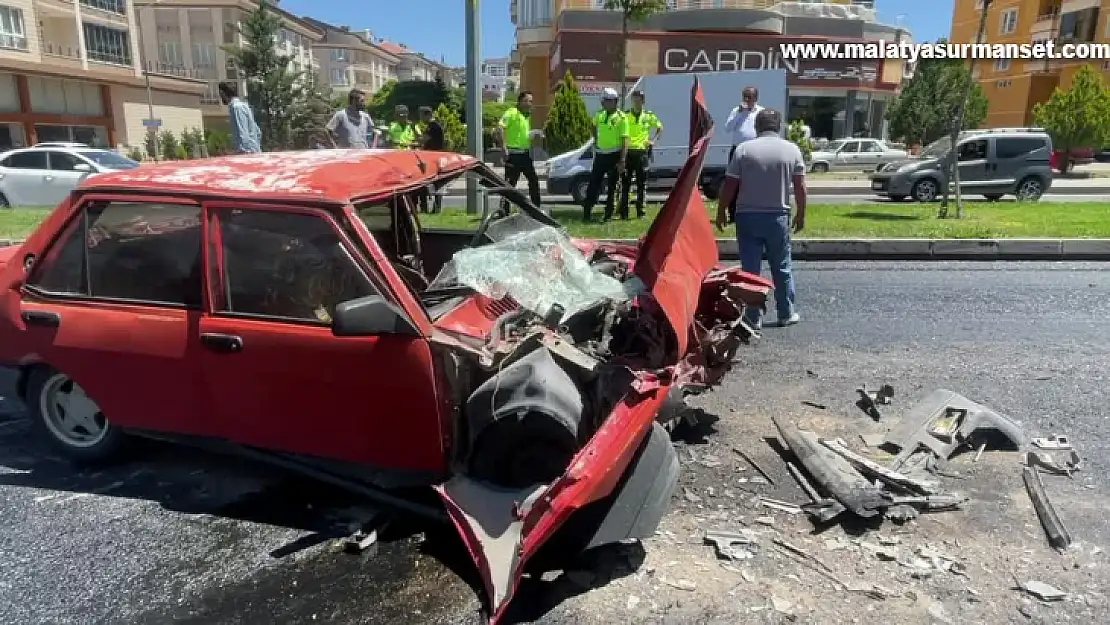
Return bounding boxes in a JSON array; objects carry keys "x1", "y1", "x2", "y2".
[
  {"x1": 581, "y1": 88, "x2": 628, "y2": 222},
  {"x1": 418, "y1": 106, "x2": 445, "y2": 213},
  {"x1": 715, "y1": 109, "x2": 805, "y2": 329},
  {"x1": 326, "y1": 88, "x2": 374, "y2": 149},
  {"x1": 621, "y1": 89, "x2": 662, "y2": 219},
  {"x1": 496, "y1": 91, "x2": 542, "y2": 209},
  {"x1": 724, "y1": 86, "x2": 764, "y2": 161},
  {"x1": 219, "y1": 81, "x2": 261, "y2": 154}
]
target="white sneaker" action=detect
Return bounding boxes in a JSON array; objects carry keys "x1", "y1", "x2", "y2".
[{"x1": 778, "y1": 313, "x2": 801, "y2": 327}]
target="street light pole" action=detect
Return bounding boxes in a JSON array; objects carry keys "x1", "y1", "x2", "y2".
[
  {"x1": 135, "y1": 3, "x2": 158, "y2": 160},
  {"x1": 940, "y1": 0, "x2": 991, "y2": 218},
  {"x1": 464, "y1": 0, "x2": 482, "y2": 214}
]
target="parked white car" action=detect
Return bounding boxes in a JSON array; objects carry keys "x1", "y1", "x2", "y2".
[
  {"x1": 0, "y1": 146, "x2": 139, "y2": 207},
  {"x1": 808, "y1": 138, "x2": 909, "y2": 173}
]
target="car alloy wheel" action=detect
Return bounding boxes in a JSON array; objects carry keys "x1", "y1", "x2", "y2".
[
  {"x1": 1015, "y1": 177, "x2": 1043, "y2": 201},
  {"x1": 571, "y1": 178, "x2": 589, "y2": 204},
  {"x1": 40, "y1": 373, "x2": 108, "y2": 448},
  {"x1": 912, "y1": 179, "x2": 938, "y2": 202}
]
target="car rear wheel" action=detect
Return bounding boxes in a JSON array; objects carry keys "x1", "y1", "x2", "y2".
[
  {"x1": 983, "y1": 194, "x2": 1004, "y2": 201},
  {"x1": 570, "y1": 177, "x2": 590, "y2": 204},
  {"x1": 911, "y1": 178, "x2": 939, "y2": 202},
  {"x1": 0, "y1": 192, "x2": 10, "y2": 208},
  {"x1": 1015, "y1": 177, "x2": 1044, "y2": 201},
  {"x1": 811, "y1": 162, "x2": 830, "y2": 173},
  {"x1": 27, "y1": 367, "x2": 125, "y2": 463}
]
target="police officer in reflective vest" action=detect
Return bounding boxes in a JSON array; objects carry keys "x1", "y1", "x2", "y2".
[
  {"x1": 582, "y1": 88, "x2": 629, "y2": 222},
  {"x1": 621, "y1": 89, "x2": 662, "y2": 219},
  {"x1": 496, "y1": 91, "x2": 542, "y2": 208},
  {"x1": 388, "y1": 105, "x2": 416, "y2": 149}
]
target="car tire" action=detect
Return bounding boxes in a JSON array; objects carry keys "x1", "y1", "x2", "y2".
[
  {"x1": 889, "y1": 195, "x2": 907, "y2": 202},
  {"x1": 811, "y1": 162, "x2": 830, "y2": 173},
  {"x1": 0, "y1": 192, "x2": 10, "y2": 208},
  {"x1": 570, "y1": 177, "x2": 590, "y2": 204},
  {"x1": 983, "y1": 194, "x2": 1004, "y2": 201},
  {"x1": 1015, "y1": 176, "x2": 1045, "y2": 201},
  {"x1": 911, "y1": 178, "x2": 939, "y2": 202},
  {"x1": 25, "y1": 366, "x2": 125, "y2": 464}
]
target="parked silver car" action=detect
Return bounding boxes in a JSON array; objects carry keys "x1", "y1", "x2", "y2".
[
  {"x1": 808, "y1": 138, "x2": 909, "y2": 173},
  {"x1": 0, "y1": 146, "x2": 139, "y2": 207}
]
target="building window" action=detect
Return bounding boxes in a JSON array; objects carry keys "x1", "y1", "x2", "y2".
[
  {"x1": 27, "y1": 77, "x2": 104, "y2": 116},
  {"x1": 157, "y1": 41, "x2": 182, "y2": 66},
  {"x1": 994, "y1": 58, "x2": 1010, "y2": 71},
  {"x1": 80, "y1": 0, "x2": 127, "y2": 14},
  {"x1": 34, "y1": 124, "x2": 109, "y2": 147},
  {"x1": 83, "y1": 24, "x2": 132, "y2": 66},
  {"x1": 0, "y1": 6, "x2": 27, "y2": 51},
  {"x1": 330, "y1": 68, "x2": 348, "y2": 86},
  {"x1": 996, "y1": 79, "x2": 1011, "y2": 87},
  {"x1": 1000, "y1": 9, "x2": 1018, "y2": 35},
  {"x1": 331, "y1": 48, "x2": 348, "y2": 62}
]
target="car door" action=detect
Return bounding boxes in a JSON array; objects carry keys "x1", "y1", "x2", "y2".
[
  {"x1": 15, "y1": 195, "x2": 209, "y2": 434},
  {"x1": 857, "y1": 140, "x2": 884, "y2": 169},
  {"x1": 834, "y1": 140, "x2": 859, "y2": 169},
  {"x1": 0, "y1": 150, "x2": 49, "y2": 206},
  {"x1": 955, "y1": 138, "x2": 990, "y2": 189},
  {"x1": 43, "y1": 151, "x2": 95, "y2": 206},
  {"x1": 197, "y1": 201, "x2": 448, "y2": 476}
]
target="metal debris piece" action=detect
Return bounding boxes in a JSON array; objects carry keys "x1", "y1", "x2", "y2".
[
  {"x1": 884, "y1": 389, "x2": 1026, "y2": 471},
  {"x1": 786, "y1": 462, "x2": 821, "y2": 502},
  {"x1": 760, "y1": 498, "x2": 803, "y2": 514},
  {"x1": 1019, "y1": 580, "x2": 1066, "y2": 602},
  {"x1": 773, "y1": 417, "x2": 888, "y2": 518},
  {"x1": 1031, "y1": 435, "x2": 1072, "y2": 450},
  {"x1": 884, "y1": 505, "x2": 918, "y2": 523},
  {"x1": 821, "y1": 437, "x2": 941, "y2": 495},
  {"x1": 973, "y1": 442, "x2": 986, "y2": 462},
  {"x1": 1022, "y1": 466, "x2": 1073, "y2": 551},
  {"x1": 802, "y1": 400, "x2": 827, "y2": 410},
  {"x1": 343, "y1": 528, "x2": 380, "y2": 554},
  {"x1": 856, "y1": 384, "x2": 894, "y2": 420},
  {"x1": 733, "y1": 448, "x2": 776, "y2": 486},
  {"x1": 704, "y1": 529, "x2": 757, "y2": 561},
  {"x1": 860, "y1": 433, "x2": 887, "y2": 447},
  {"x1": 1026, "y1": 450, "x2": 1081, "y2": 477},
  {"x1": 755, "y1": 516, "x2": 775, "y2": 526},
  {"x1": 802, "y1": 499, "x2": 848, "y2": 523},
  {"x1": 884, "y1": 494, "x2": 968, "y2": 510}
]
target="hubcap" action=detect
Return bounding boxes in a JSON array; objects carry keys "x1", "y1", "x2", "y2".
[
  {"x1": 1019, "y1": 180, "x2": 1041, "y2": 199},
  {"x1": 916, "y1": 181, "x2": 936, "y2": 200},
  {"x1": 39, "y1": 374, "x2": 107, "y2": 447}
]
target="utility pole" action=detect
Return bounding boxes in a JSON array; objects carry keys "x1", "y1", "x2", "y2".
[
  {"x1": 940, "y1": 0, "x2": 991, "y2": 218},
  {"x1": 464, "y1": 0, "x2": 482, "y2": 214}
]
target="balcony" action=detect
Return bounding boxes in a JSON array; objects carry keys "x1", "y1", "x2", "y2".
[
  {"x1": 38, "y1": 18, "x2": 84, "y2": 69},
  {"x1": 79, "y1": 0, "x2": 130, "y2": 27},
  {"x1": 143, "y1": 60, "x2": 210, "y2": 80},
  {"x1": 1032, "y1": 10, "x2": 1059, "y2": 40}
]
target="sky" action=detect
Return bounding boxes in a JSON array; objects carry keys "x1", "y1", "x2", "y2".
[{"x1": 278, "y1": 0, "x2": 954, "y2": 67}]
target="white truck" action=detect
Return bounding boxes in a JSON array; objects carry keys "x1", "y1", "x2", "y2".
[{"x1": 544, "y1": 70, "x2": 788, "y2": 203}]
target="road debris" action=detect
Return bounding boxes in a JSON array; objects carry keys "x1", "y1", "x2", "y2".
[
  {"x1": 1018, "y1": 580, "x2": 1067, "y2": 602},
  {"x1": 760, "y1": 497, "x2": 803, "y2": 514},
  {"x1": 703, "y1": 528, "x2": 757, "y2": 560},
  {"x1": 1026, "y1": 449, "x2": 1081, "y2": 477},
  {"x1": 786, "y1": 461, "x2": 821, "y2": 502},
  {"x1": 733, "y1": 448, "x2": 776, "y2": 485},
  {"x1": 859, "y1": 433, "x2": 887, "y2": 447},
  {"x1": 883, "y1": 389, "x2": 1025, "y2": 472},
  {"x1": 1031, "y1": 435, "x2": 1072, "y2": 450},
  {"x1": 821, "y1": 437, "x2": 941, "y2": 494},
  {"x1": 1022, "y1": 465, "x2": 1073, "y2": 551},
  {"x1": 856, "y1": 383, "x2": 894, "y2": 420},
  {"x1": 973, "y1": 442, "x2": 986, "y2": 462},
  {"x1": 659, "y1": 577, "x2": 697, "y2": 591},
  {"x1": 802, "y1": 400, "x2": 827, "y2": 410},
  {"x1": 755, "y1": 515, "x2": 776, "y2": 526},
  {"x1": 342, "y1": 528, "x2": 380, "y2": 554}
]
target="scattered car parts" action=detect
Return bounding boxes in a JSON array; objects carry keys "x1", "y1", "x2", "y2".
[
  {"x1": 856, "y1": 383, "x2": 894, "y2": 420},
  {"x1": 1022, "y1": 464, "x2": 1073, "y2": 552},
  {"x1": 1031, "y1": 435, "x2": 1072, "y2": 450}
]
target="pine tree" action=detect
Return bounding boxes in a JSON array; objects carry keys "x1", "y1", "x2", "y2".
[{"x1": 544, "y1": 72, "x2": 592, "y2": 156}]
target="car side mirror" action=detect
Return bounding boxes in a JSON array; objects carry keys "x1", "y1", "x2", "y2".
[
  {"x1": 73, "y1": 163, "x2": 92, "y2": 172},
  {"x1": 332, "y1": 295, "x2": 419, "y2": 337}
]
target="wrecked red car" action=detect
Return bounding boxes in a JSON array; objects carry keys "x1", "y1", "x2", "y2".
[{"x1": 0, "y1": 95, "x2": 769, "y2": 622}]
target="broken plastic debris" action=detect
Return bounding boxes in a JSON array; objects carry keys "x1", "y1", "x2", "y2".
[
  {"x1": 1019, "y1": 580, "x2": 1066, "y2": 602},
  {"x1": 428, "y1": 225, "x2": 634, "y2": 322}
]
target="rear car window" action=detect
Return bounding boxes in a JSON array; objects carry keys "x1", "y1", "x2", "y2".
[
  {"x1": 994, "y1": 137, "x2": 1048, "y2": 159},
  {"x1": 27, "y1": 201, "x2": 203, "y2": 307},
  {"x1": 2, "y1": 151, "x2": 48, "y2": 169}
]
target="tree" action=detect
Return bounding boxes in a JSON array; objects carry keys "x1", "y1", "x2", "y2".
[
  {"x1": 159, "y1": 130, "x2": 179, "y2": 161},
  {"x1": 544, "y1": 72, "x2": 592, "y2": 156},
  {"x1": 367, "y1": 80, "x2": 451, "y2": 122},
  {"x1": 223, "y1": 0, "x2": 328, "y2": 150},
  {"x1": 603, "y1": 0, "x2": 666, "y2": 107},
  {"x1": 886, "y1": 40, "x2": 988, "y2": 147},
  {"x1": 435, "y1": 103, "x2": 466, "y2": 152},
  {"x1": 1033, "y1": 65, "x2": 1110, "y2": 173},
  {"x1": 482, "y1": 101, "x2": 510, "y2": 150},
  {"x1": 788, "y1": 120, "x2": 811, "y2": 162}
]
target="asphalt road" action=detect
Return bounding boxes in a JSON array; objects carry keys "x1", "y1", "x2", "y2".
[
  {"x1": 1, "y1": 261, "x2": 1108, "y2": 624},
  {"x1": 437, "y1": 193, "x2": 1102, "y2": 208}
]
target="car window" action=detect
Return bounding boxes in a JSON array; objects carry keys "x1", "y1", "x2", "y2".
[
  {"x1": 77, "y1": 150, "x2": 139, "y2": 169},
  {"x1": 995, "y1": 137, "x2": 1047, "y2": 159},
  {"x1": 47, "y1": 151, "x2": 88, "y2": 171},
  {"x1": 861, "y1": 141, "x2": 882, "y2": 152},
  {"x1": 840, "y1": 141, "x2": 859, "y2": 153},
  {"x1": 957, "y1": 139, "x2": 988, "y2": 161},
  {"x1": 27, "y1": 202, "x2": 203, "y2": 307},
  {"x1": 215, "y1": 209, "x2": 380, "y2": 323},
  {"x1": 2, "y1": 151, "x2": 48, "y2": 170}
]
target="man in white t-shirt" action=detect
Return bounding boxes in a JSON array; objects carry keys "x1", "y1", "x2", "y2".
[{"x1": 326, "y1": 89, "x2": 375, "y2": 149}]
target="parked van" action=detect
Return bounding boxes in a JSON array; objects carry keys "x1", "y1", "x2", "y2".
[{"x1": 868, "y1": 128, "x2": 1053, "y2": 202}]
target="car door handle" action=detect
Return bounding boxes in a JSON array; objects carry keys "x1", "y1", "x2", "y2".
[
  {"x1": 43, "y1": 175, "x2": 54, "y2": 181},
  {"x1": 200, "y1": 333, "x2": 243, "y2": 353},
  {"x1": 21, "y1": 310, "x2": 60, "y2": 327}
]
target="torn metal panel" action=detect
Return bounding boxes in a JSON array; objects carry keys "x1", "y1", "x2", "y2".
[
  {"x1": 704, "y1": 528, "x2": 757, "y2": 560},
  {"x1": 1022, "y1": 466, "x2": 1073, "y2": 551},
  {"x1": 435, "y1": 476, "x2": 544, "y2": 614},
  {"x1": 820, "y1": 438, "x2": 941, "y2": 495},
  {"x1": 773, "y1": 417, "x2": 889, "y2": 518},
  {"x1": 884, "y1": 389, "x2": 1026, "y2": 471},
  {"x1": 1026, "y1": 450, "x2": 1081, "y2": 477}
]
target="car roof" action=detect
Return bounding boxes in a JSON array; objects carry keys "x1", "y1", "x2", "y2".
[{"x1": 80, "y1": 149, "x2": 479, "y2": 205}]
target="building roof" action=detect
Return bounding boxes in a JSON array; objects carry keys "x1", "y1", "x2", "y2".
[
  {"x1": 81, "y1": 150, "x2": 479, "y2": 204},
  {"x1": 302, "y1": 17, "x2": 402, "y2": 60},
  {"x1": 376, "y1": 41, "x2": 408, "y2": 56}
]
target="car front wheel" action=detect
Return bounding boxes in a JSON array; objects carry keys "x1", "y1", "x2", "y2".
[
  {"x1": 26, "y1": 367, "x2": 125, "y2": 463},
  {"x1": 911, "y1": 178, "x2": 939, "y2": 202},
  {"x1": 0, "y1": 192, "x2": 10, "y2": 208},
  {"x1": 1015, "y1": 177, "x2": 1044, "y2": 201}
]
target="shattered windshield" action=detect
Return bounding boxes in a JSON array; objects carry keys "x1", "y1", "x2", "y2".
[{"x1": 427, "y1": 214, "x2": 638, "y2": 322}]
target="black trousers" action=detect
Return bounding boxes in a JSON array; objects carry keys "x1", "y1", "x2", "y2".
[
  {"x1": 417, "y1": 185, "x2": 442, "y2": 213},
  {"x1": 583, "y1": 151, "x2": 622, "y2": 220},
  {"x1": 620, "y1": 148, "x2": 649, "y2": 218},
  {"x1": 504, "y1": 151, "x2": 541, "y2": 207}
]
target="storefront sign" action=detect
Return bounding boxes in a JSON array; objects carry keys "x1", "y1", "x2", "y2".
[{"x1": 552, "y1": 30, "x2": 889, "y2": 91}]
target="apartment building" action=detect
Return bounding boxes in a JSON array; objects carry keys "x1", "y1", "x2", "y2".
[
  {"x1": 0, "y1": 0, "x2": 206, "y2": 151},
  {"x1": 134, "y1": 0, "x2": 321, "y2": 129},
  {"x1": 305, "y1": 20, "x2": 399, "y2": 96},
  {"x1": 511, "y1": 0, "x2": 908, "y2": 137},
  {"x1": 952, "y1": 0, "x2": 1109, "y2": 128},
  {"x1": 481, "y1": 56, "x2": 520, "y2": 102},
  {"x1": 376, "y1": 40, "x2": 454, "y2": 85}
]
